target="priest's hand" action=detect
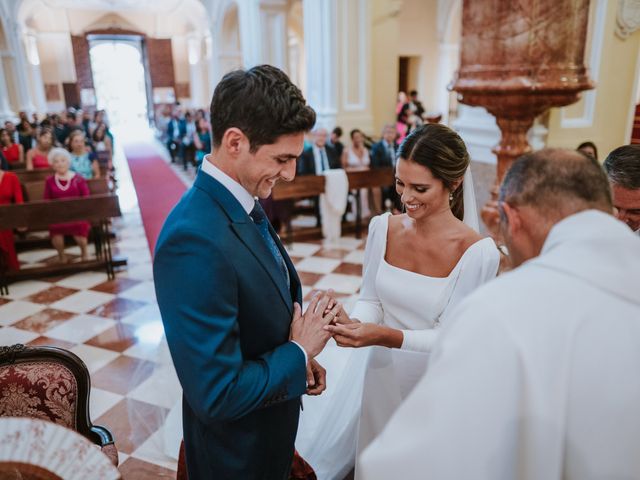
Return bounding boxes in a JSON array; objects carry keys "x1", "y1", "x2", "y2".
[
  {"x1": 325, "y1": 323, "x2": 403, "y2": 349},
  {"x1": 306, "y1": 358, "x2": 327, "y2": 396}
]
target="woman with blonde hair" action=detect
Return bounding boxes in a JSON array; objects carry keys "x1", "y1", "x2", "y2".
[{"x1": 68, "y1": 130, "x2": 100, "y2": 179}]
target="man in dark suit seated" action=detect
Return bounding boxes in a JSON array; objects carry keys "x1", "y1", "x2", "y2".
[
  {"x1": 297, "y1": 127, "x2": 341, "y2": 226},
  {"x1": 370, "y1": 124, "x2": 401, "y2": 211},
  {"x1": 297, "y1": 127, "x2": 341, "y2": 176}
]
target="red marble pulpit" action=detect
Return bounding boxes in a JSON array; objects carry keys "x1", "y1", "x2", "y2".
[{"x1": 451, "y1": 0, "x2": 593, "y2": 235}]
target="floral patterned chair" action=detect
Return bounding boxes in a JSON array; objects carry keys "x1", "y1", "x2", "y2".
[{"x1": 0, "y1": 344, "x2": 119, "y2": 466}]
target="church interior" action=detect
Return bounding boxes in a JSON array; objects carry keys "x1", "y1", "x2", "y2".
[{"x1": 0, "y1": 0, "x2": 639, "y2": 479}]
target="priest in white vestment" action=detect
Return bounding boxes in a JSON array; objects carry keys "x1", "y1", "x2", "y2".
[{"x1": 359, "y1": 149, "x2": 640, "y2": 480}]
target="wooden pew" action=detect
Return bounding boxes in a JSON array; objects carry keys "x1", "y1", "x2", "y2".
[
  {"x1": 270, "y1": 167, "x2": 395, "y2": 241},
  {"x1": 271, "y1": 175, "x2": 326, "y2": 200},
  {"x1": 23, "y1": 178, "x2": 110, "y2": 202},
  {"x1": 13, "y1": 167, "x2": 110, "y2": 185},
  {"x1": 0, "y1": 194, "x2": 122, "y2": 294}
]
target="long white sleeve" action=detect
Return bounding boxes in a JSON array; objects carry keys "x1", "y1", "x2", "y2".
[{"x1": 350, "y1": 215, "x2": 386, "y2": 325}]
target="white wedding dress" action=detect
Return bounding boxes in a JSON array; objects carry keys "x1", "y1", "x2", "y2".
[{"x1": 295, "y1": 212, "x2": 500, "y2": 479}]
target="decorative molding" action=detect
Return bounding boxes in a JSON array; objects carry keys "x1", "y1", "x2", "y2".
[
  {"x1": 616, "y1": 0, "x2": 640, "y2": 38},
  {"x1": 561, "y1": 0, "x2": 607, "y2": 129},
  {"x1": 341, "y1": 0, "x2": 367, "y2": 112}
]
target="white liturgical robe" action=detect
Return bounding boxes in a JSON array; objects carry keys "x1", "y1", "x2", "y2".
[{"x1": 359, "y1": 210, "x2": 640, "y2": 480}]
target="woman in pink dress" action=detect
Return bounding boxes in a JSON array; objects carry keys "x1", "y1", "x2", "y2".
[
  {"x1": 0, "y1": 169, "x2": 24, "y2": 271},
  {"x1": 26, "y1": 129, "x2": 54, "y2": 170},
  {"x1": 44, "y1": 147, "x2": 91, "y2": 263}
]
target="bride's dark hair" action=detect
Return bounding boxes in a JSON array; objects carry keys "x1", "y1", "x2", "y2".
[{"x1": 397, "y1": 123, "x2": 470, "y2": 221}]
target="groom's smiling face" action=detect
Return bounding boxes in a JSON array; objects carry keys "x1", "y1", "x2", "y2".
[{"x1": 227, "y1": 129, "x2": 304, "y2": 198}]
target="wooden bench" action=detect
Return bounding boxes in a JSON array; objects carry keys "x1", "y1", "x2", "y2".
[
  {"x1": 271, "y1": 167, "x2": 395, "y2": 241},
  {"x1": 0, "y1": 194, "x2": 122, "y2": 294},
  {"x1": 13, "y1": 167, "x2": 110, "y2": 185},
  {"x1": 22, "y1": 178, "x2": 110, "y2": 202}
]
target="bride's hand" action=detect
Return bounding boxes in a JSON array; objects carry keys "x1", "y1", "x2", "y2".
[{"x1": 324, "y1": 323, "x2": 381, "y2": 348}]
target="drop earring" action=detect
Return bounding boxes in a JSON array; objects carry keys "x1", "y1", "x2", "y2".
[{"x1": 449, "y1": 192, "x2": 453, "y2": 203}]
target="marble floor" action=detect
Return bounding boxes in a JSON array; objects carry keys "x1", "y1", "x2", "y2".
[{"x1": 0, "y1": 134, "x2": 365, "y2": 479}]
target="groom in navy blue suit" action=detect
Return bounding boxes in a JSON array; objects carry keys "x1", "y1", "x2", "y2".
[{"x1": 154, "y1": 65, "x2": 339, "y2": 479}]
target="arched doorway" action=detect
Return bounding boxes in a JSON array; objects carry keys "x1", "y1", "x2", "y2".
[{"x1": 89, "y1": 38, "x2": 150, "y2": 130}]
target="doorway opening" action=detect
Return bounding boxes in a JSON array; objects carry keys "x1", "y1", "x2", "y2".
[{"x1": 89, "y1": 37, "x2": 151, "y2": 134}]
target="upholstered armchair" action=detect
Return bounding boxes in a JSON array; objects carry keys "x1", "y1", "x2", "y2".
[{"x1": 0, "y1": 344, "x2": 119, "y2": 466}]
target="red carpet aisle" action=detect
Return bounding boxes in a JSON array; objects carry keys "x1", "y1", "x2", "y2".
[{"x1": 122, "y1": 142, "x2": 187, "y2": 254}]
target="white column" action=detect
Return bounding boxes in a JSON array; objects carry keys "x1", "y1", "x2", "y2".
[
  {"x1": 25, "y1": 33, "x2": 47, "y2": 114},
  {"x1": 188, "y1": 34, "x2": 208, "y2": 108},
  {"x1": 238, "y1": 0, "x2": 263, "y2": 68},
  {"x1": 452, "y1": 105, "x2": 501, "y2": 164},
  {"x1": 5, "y1": 19, "x2": 35, "y2": 113},
  {"x1": 436, "y1": 43, "x2": 459, "y2": 125},
  {"x1": 259, "y1": 0, "x2": 288, "y2": 71},
  {"x1": 303, "y1": 0, "x2": 337, "y2": 128},
  {"x1": 0, "y1": 59, "x2": 16, "y2": 122}
]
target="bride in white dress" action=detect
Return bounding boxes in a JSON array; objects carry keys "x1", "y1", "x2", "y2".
[{"x1": 296, "y1": 124, "x2": 501, "y2": 479}]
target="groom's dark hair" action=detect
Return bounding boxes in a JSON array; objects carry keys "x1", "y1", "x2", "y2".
[{"x1": 210, "y1": 64, "x2": 316, "y2": 153}]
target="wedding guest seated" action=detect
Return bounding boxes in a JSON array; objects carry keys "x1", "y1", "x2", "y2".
[
  {"x1": 194, "y1": 118, "x2": 212, "y2": 167},
  {"x1": 45, "y1": 148, "x2": 91, "y2": 263},
  {"x1": 0, "y1": 128, "x2": 24, "y2": 166},
  {"x1": 91, "y1": 123, "x2": 113, "y2": 171},
  {"x1": 68, "y1": 130, "x2": 100, "y2": 179},
  {"x1": 17, "y1": 113, "x2": 35, "y2": 153},
  {"x1": 360, "y1": 148, "x2": 640, "y2": 480},
  {"x1": 370, "y1": 124, "x2": 401, "y2": 211},
  {"x1": 297, "y1": 127, "x2": 340, "y2": 176},
  {"x1": 577, "y1": 140, "x2": 598, "y2": 160},
  {"x1": 604, "y1": 144, "x2": 640, "y2": 234},
  {"x1": 26, "y1": 128, "x2": 54, "y2": 170},
  {"x1": 343, "y1": 129, "x2": 373, "y2": 217},
  {"x1": 329, "y1": 126, "x2": 344, "y2": 159},
  {"x1": 0, "y1": 168, "x2": 24, "y2": 272}
]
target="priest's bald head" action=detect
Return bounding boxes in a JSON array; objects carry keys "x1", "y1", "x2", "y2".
[
  {"x1": 604, "y1": 145, "x2": 640, "y2": 232},
  {"x1": 498, "y1": 148, "x2": 612, "y2": 268}
]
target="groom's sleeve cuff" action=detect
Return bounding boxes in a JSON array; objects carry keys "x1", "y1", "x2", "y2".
[{"x1": 290, "y1": 341, "x2": 308, "y2": 366}]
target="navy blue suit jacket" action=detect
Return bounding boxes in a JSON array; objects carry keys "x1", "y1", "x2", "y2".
[{"x1": 154, "y1": 170, "x2": 306, "y2": 479}]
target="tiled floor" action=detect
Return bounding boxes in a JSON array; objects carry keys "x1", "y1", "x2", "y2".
[{"x1": 0, "y1": 135, "x2": 366, "y2": 479}]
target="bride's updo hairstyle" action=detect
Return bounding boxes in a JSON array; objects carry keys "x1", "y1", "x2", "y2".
[{"x1": 397, "y1": 123, "x2": 470, "y2": 221}]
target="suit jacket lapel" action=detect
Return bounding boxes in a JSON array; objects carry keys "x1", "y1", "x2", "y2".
[
  {"x1": 231, "y1": 222, "x2": 294, "y2": 315},
  {"x1": 194, "y1": 171, "x2": 295, "y2": 314}
]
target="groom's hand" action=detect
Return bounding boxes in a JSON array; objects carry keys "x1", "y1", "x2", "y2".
[
  {"x1": 306, "y1": 359, "x2": 326, "y2": 396},
  {"x1": 291, "y1": 293, "x2": 342, "y2": 358},
  {"x1": 323, "y1": 289, "x2": 357, "y2": 325}
]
